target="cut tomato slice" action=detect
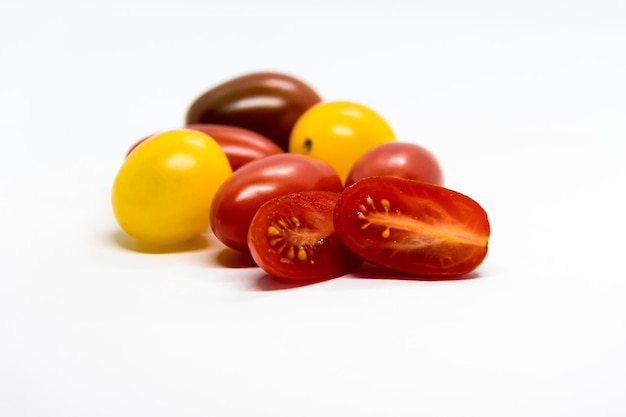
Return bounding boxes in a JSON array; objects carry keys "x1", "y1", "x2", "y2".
[
  {"x1": 248, "y1": 191, "x2": 363, "y2": 281},
  {"x1": 334, "y1": 177, "x2": 490, "y2": 277}
]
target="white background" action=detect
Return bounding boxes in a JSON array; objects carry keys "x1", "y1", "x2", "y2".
[{"x1": 1, "y1": 0, "x2": 625, "y2": 415}]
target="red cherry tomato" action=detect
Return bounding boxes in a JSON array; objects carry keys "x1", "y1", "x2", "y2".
[
  {"x1": 345, "y1": 142, "x2": 444, "y2": 188},
  {"x1": 186, "y1": 124, "x2": 283, "y2": 170},
  {"x1": 334, "y1": 177, "x2": 490, "y2": 277},
  {"x1": 125, "y1": 124, "x2": 283, "y2": 170},
  {"x1": 248, "y1": 191, "x2": 363, "y2": 281},
  {"x1": 210, "y1": 153, "x2": 343, "y2": 252}
]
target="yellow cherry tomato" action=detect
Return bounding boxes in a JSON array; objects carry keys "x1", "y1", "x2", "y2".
[
  {"x1": 288, "y1": 101, "x2": 396, "y2": 182},
  {"x1": 111, "y1": 129, "x2": 232, "y2": 245}
]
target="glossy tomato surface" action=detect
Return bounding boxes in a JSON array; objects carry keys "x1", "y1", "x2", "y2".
[
  {"x1": 210, "y1": 153, "x2": 343, "y2": 252},
  {"x1": 334, "y1": 177, "x2": 490, "y2": 277},
  {"x1": 186, "y1": 124, "x2": 283, "y2": 170},
  {"x1": 125, "y1": 135, "x2": 151, "y2": 157},
  {"x1": 125, "y1": 124, "x2": 283, "y2": 170},
  {"x1": 248, "y1": 191, "x2": 363, "y2": 281},
  {"x1": 112, "y1": 129, "x2": 232, "y2": 245},
  {"x1": 185, "y1": 71, "x2": 322, "y2": 151},
  {"x1": 289, "y1": 100, "x2": 396, "y2": 183},
  {"x1": 345, "y1": 141, "x2": 444, "y2": 187}
]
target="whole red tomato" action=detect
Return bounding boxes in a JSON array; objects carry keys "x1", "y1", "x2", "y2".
[
  {"x1": 186, "y1": 124, "x2": 283, "y2": 170},
  {"x1": 345, "y1": 142, "x2": 444, "y2": 187},
  {"x1": 125, "y1": 125, "x2": 283, "y2": 170},
  {"x1": 334, "y1": 177, "x2": 490, "y2": 277},
  {"x1": 210, "y1": 153, "x2": 343, "y2": 252}
]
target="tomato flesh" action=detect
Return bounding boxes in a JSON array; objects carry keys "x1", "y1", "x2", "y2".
[
  {"x1": 334, "y1": 177, "x2": 490, "y2": 277},
  {"x1": 248, "y1": 191, "x2": 363, "y2": 281}
]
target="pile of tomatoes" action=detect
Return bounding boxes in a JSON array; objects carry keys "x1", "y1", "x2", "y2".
[{"x1": 111, "y1": 71, "x2": 490, "y2": 282}]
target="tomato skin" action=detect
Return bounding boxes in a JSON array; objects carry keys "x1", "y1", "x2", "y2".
[
  {"x1": 345, "y1": 142, "x2": 444, "y2": 188},
  {"x1": 125, "y1": 124, "x2": 283, "y2": 170},
  {"x1": 288, "y1": 100, "x2": 396, "y2": 183},
  {"x1": 186, "y1": 124, "x2": 283, "y2": 170},
  {"x1": 210, "y1": 153, "x2": 343, "y2": 252},
  {"x1": 248, "y1": 191, "x2": 363, "y2": 281},
  {"x1": 334, "y1": 177, "x2": 490, "y2": 277},
  {"x1": 185, "y1": 71, "x2": 322, "y2": 151},
  {"x1": 112, "y1": 129, "x2": 232, "y2": 245},
  {"x1": 125, "y1": 136, "x2": 151, "y2": 157}
]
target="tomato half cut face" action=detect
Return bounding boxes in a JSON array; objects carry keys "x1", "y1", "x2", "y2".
[
  {"x1": 334, "y1": 177, "x2": 490, "y2": 277},
  {"x1": 248, "y1": 191, "x2": 363, "y2": 281}
]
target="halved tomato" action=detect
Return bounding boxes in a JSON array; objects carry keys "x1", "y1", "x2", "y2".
[
  {"x1": 248, "y1": 191, "x2": 363, "y2": 281},
  {"x1": 334, "y1": 177, "x2": 490, "y2": 277}
]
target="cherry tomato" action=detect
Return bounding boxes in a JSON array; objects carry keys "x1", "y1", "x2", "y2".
[
  {"x1": 125, "y1": 136, "x2": 151, "y2": 157},
  {"x1": 288, "y1": 100, "x2": 396, "y2": 183},
  {"x1": 210, "y1": 153, "x2": 343, "y2": 252},
  {"x1": 185, "y1": 71, "x2": 322, "y2": 151},
  {"x1": 334, "y1": 177, "x2": 490, "y2": 277},
  {"x1": 112, "y1": 129, "x2": 232, "y2": 245},
  {"x1": 248, "y1": 191, "x2": 363, "y2": 281},
  {"x1": 345, "y1": 141, "x2": 444, "y2": 187},
  {"x1": 125, "y1": 124, "x2": 283, "y2": 171},
  {"x1": 187, "y1": 124, "x2": 283, "y2": 170}
]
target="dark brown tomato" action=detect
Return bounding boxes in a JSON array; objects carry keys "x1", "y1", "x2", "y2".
[
  {"x1": 185, "y1": 71, "x2": 322, "y2": 151},
  {"x1": 345, "y1": 142, "x2": 444, "y2": 188},
  {"x1": 210, "y1": 153, "x2": 343, "y2": 252},
  {"x1": 248, "y1": 191, "x2": 363, "y2": 281}
]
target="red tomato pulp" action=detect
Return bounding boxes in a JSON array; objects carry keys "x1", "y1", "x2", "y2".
[{"x1": 334, "y1": 177, "x2": 490, "y2": 277}]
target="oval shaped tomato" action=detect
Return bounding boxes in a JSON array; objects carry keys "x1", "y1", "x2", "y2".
[
  {"x1": 186, "y1": 124, "x2": 283, "y2": 170},
  {"x1": 248, "y1": 191, "x2": 363, "y2": 281},
  {"x1": 125, "y1": 124, "x2": 283, "y2": 170},
  {"x1": 210, "y1": 153, "x2": 343, "y2": 252},
  {"x1": 125, "y1": 136, "x2": 151, "y2": 157},
  {"x1": 288, "y1": 100, "x2": 396, "y2": 183},
  {"x1": 334, "y1": 177, "x2": 490, "y2": 277},
  {"x1": 185, "y1": 71, "x2": 322, "y2": 151},
  {"x1": 345, "y1": 141, "x2": 444, "y2": 188},
  {"x1": 112, "y1": 129, "x2": 232, "y2": 245}
]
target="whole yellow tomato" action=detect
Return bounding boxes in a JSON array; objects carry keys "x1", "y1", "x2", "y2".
[
  {"x1": 288, "y1": 101, "x2": 396, "y2": 183},
  {"x1": 111, "y1": 129, "x2": 232, "y2": 245}
]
